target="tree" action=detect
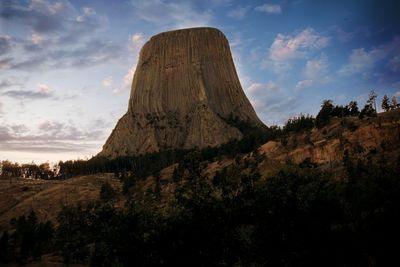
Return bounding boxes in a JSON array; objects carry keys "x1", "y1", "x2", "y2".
[
  {"x1": 316, "y1": 100, "x2": 334, "y2": 128},
  {"x1": 367, "y1": 89, "x2": 378, "y2": 112},
  {"x1": 348, "y1": 101, "x2": 359, "y2": 116},
  {"x1": 381, "y1": 94, "x2": 391, "y2": 112},
  {"x1": 359, "y1": 92, "x2": 377, "y2": 119},
  {"x1": 99, "y1": 183, "x2": 117, "y2": 203},
  {"x1": 0, "y1": 231, "x2": 10, "y2": 263}
]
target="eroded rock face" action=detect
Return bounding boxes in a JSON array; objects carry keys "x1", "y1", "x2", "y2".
[{"x1": 100, "y1": 27, "x2": 264, "y2": 158}]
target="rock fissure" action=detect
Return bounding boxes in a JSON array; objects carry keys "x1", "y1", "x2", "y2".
[{"x1": 100, "y1": 27, "x2": 264, "y2": 158}]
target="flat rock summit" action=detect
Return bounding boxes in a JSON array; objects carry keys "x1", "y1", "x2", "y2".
[{"x1": 100, "y1": 27, "x2": 264, "y2": 158}]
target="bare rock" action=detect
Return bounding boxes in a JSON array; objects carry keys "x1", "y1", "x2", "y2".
[{"x1": 100, "y1": 27, "x2": 264, "y2": 158}]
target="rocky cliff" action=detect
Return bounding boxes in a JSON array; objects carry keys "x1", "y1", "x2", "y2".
[
  {"x1": 100, "y1": 27, "x2": 264, "y2": 158},
  {"x1": 258, "y1": 109, "x2": 400, "y2": 171}
]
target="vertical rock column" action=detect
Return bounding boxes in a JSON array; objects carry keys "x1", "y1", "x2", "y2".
[{"x1": 100, "y1": 27, "x2": 264, "y2": 158}]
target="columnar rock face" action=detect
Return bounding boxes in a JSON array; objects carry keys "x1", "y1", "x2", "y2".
[{"x1": 100, "y1": 27, "x2": 264, "y2": 158}]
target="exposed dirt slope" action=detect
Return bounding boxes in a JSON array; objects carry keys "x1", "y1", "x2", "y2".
[{"x1": 0, "y1": 174, "x2": 122, "y2": 231}]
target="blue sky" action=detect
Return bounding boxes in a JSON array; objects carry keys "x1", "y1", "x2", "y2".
[{"x1": 1, "y1": 0, "x2": 399, "y2": 163}]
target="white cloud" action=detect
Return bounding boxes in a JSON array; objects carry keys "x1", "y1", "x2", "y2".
[
  {"x1": 129, "y1": 33, "x2": 145, "y2": 49},
  {"x1": 295, "y1": 54, "x2": 330, "y2": 91},
  {"x1": 0, "y1": 78, "x2": 24, "y2": 90},
  {"x1": 246, "y1": 82, "x2": 299, "y2": 125},
  {"x1": 247, "y1": 82, "x2": 281, "y2": 112},
  {"x1": 30, "y1": 0, "x2": 66, "y2": 15},
  {"x1": 102, "y1": 77, "x2": 113, "y2": 88},
  {"x1": 0, "y1": 35, "x2": 12, "y2": 54},
  {"x1": 339, "y1": 37, "x2": 400, "y2": 76},
  {"x1": 111, "y1": 65, "x2": 136, "y2": 95},
  {"x1": 31, "y1": 32, "x2": 43, "y2": 45},
  {"x1": 227, "y1": 6, "x2": 251, "y2": 20},
  {"x1": 304, "y1": 54, "x2": 329, "y2": 79},
  {"x1": 130, "y1": 33, "x2": 144, "y2": 44},
  {"x1": 130, "y1": 0, "x2": 212, "y2": 29},
  {"x1": 388, "y1": 55, "x2": 400, "y2": 73},
  {"x1": 247, "y1": 82, "x2": 279, "y2": 94},
  {"x1": 255, "y1": 3, "x2": 282, "y2": 14},
  {"x1": 83, "y1": 7, "x2": 96, "y2": 16},
  {"x1": 295, "y1": 79, "x2": 314, "y2": 91},
  {"x1": 123, "y1": 66, "x2": 136, "y2": 88},
  {"x1": 269, "y1": 28, "x2": 330, "y2": 61},
  {"x1": 38, "y1": 83, "x2": 51, "y2": 94},
  {"x1": 76, "y1": 6, "x2": 97, "y2": 22},
  {"x1": 339, "y1": 48, "x2": 385, "y2": 76}
]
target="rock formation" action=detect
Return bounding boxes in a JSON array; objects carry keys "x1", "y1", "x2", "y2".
[{"x1": 100, "y1": 27, "x2": 264, "y2": 158}]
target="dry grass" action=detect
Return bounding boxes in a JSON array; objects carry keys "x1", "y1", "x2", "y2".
[{"x1": 0, "y1": 173, "x2": 122, "y2": 231}]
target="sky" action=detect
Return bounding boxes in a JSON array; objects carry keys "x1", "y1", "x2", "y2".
[{"x1": 1, "y1": 0, "x2": 399, "y2": 164}]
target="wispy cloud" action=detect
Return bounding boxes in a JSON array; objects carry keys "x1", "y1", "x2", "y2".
[
  {"x1": 129, "y1": 33, "x2": 145, "y2": 50},
  {"x1": 0, "y1": 77, "x2": 23, "y2": 89},
  {"x1": 130, "y1": 0, "x2": 212, "y2": 29},
  {"x1": 2, "y1": 83, "x2": 53, "y2": 100},
  {"x1": 0, "y1": 119, "x2": 109, "y2": 154},
  {"x1": 295, "y1": 53, "x2": 331, "y2": 91},
  {"x1": 0, "y1": 35, "x2": 12, "y2": 54},
  {"x1": 112, "y1": 65, "x2": 136, "y2": 95},
  {"x1": 304, "y1": 54, "x2": 329, "y2": 79},
  {"x1": 262, "y1": 28, "x2": 330, "y2": 74},
  {"x1": 0, "y1": 1, "x2": 121, "y2": 71},
  {"x1": 255, "y1": 3, "x2": 282, "y2": 14},
  {"x1": 269, "y1": 28, "x2": 330, "y2": 61},
  {"x1": 295, "y1": 79, "x2": 314, "y2": 91},
  {"x1": 101, "y1": 77, "x2": 113, "y2": 88},
  {"x1": 0, "y1": 0, "x2": 72, "y2": 33},
  {"x1": 246, "y1": 82, "x2": 298, "y2": 125},
  {"x1": 227, "y1": 6, "x2": 251, "y2": 20},
  {"x1": 339, "y1": 37, "x2": 400, "y2": 77}
]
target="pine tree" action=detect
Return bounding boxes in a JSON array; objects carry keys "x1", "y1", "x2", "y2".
[
  {"x1": 315, "y1": 99, "x2": 334, "y2": 127},
  {"x1": 381, "y1": 94, "x2": 391, "y2": 111},
  {"x1": 367, "y1": 89, "x2": 378, "y2": 112},
  {"x1": 348, "y1": 101, "x2": 359, "y2": 116}
]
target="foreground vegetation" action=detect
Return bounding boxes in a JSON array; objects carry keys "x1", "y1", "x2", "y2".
[
  {"x1": 3, "y1": 91, "x2": 398, "y2": 181},
  {"x1": 1, "y1": 93, "x2": 399, "y2": 266},
  {"x1": 1, "y1": 155, "x2": 399, "y2": 266}
]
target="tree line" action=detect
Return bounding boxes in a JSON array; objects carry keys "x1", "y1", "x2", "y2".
[
  {"x1": 1, "y1": 154, "x2": 400, "y2": 266},
  {"x1": 2, "y1": 91, "x2": 398, "y2": 180},
  {"x1": 0, "y1": 161, "x2": 56, "y2": 179}
]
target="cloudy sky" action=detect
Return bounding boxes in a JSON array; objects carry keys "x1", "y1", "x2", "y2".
[{"x1": 1, "y1": 0, "x2": 399, "y2": 163}]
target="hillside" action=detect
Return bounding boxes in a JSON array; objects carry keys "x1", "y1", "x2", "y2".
[
  {"x1": 0, "y1": 174, "x2": 122, "y2": 231},
  {"x1": 2, "y1": 109, "x2": 399, "y2": 231}
]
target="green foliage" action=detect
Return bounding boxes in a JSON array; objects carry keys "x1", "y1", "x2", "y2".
[
  {"x1": 6, "y1": 158, "x2": 400, "y2": 266},
  {"x1": 99, "y1": 182, "x2": 117, "y2": 203},
  {"x1": 7, "y1": 210, "x2": 54, "y2": 263},
  {"x1": 348, "y1": 100, "x2": 360, "y2": 116},
  {"x1": 0, "y1": 231, "x2": 10, "y2": 263},
  {"x1": 283, "y1": 114, "x2": 315, "y2": 133},
  {"x1": 58, "y1": 121, "x2": 281, "y2": 179},
  {"x1": 55, "y1": 204, "x2": 93, "y2": 265},
  {"x1": 367, "y1": 89, "x2": 378, "y2": 112},
  {"x1": 122, "y1": 174, "x2": 137, "y2": 195},
  {"x1": 359, "y1": 103, "x2": 377, "y2": 119},
  {"x1": 382, "y1": 94, "x2": 391, "y2": 111},
  {"x1": 316, "y1": 99, "x2": 334, "y2": 128}
]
